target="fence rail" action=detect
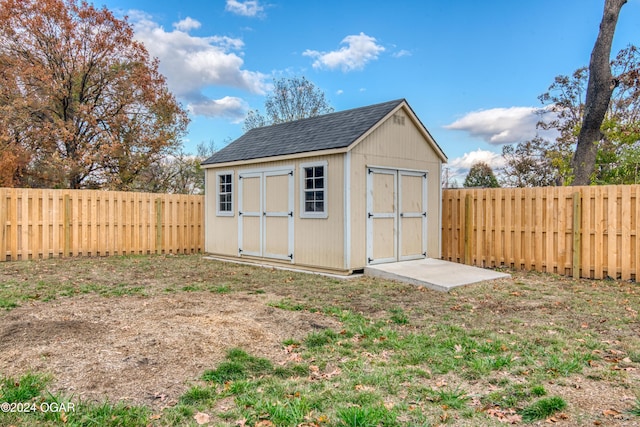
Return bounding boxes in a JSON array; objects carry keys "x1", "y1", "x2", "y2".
[
  {"x1": 0, "y1": 188, "x2": 204, "y2": 261},
  {"x1": 442, "y1": 185, "x2": 640, "y2": 280}
]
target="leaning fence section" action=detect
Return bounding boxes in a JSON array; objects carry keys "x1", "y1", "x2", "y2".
[
  {"x1": 0, "y1": 188, "x2": 204, "y2": 261},
  {"x1": 442, "y1": 185, "x2": 640, "y2": 281}
]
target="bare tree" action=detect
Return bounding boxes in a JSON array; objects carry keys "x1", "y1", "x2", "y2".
[
  {"x1": 501, "y1": 137, "x2": 564, "y2": 187},
  {"x1": 243, "y1": 76, "x2": 333, "y2": 131},
  {"x1": 571, "y1": 0, "x2": 627, "y2": 185},
  {"x1": 133, "y1": 140, "x2": 219, "y2": 194}
]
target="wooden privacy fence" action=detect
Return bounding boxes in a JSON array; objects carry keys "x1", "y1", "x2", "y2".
[
  {"x1": 0, "y1": 188, "x2": 204, "y2": 261},
  {"x1": 442, "y1": 185, "x2": 640, "y2": 280}
]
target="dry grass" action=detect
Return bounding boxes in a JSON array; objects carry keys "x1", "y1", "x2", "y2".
[{"x1": 0, "y1": 254, "x2": 639, "y2": 426}]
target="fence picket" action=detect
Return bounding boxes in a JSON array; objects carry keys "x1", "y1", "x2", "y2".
[
  {"x1": 621, "y1": 185, "x2": 631, "y2": 280},
  {"x1": 0, "y1": 189, "x2": 203, "y2": 261},
  {"x1": 442, "y1": 185, "x2": 640, "y2": 281},
  {"x1": 0, "y1": 189, "x2": 6, "y2": 261}
]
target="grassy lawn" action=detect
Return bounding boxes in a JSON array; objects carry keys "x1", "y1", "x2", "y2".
[{"x1": 0, "y1": 254, "x2": 639, "y2": 426}]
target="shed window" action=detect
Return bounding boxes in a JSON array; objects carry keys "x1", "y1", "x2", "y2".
[
  {"x1": 300, "y1": 161, "x2": 327, "y2": 218},
  {"x1": 216, "y1": 172, "x2": 234, "y2": 216}
]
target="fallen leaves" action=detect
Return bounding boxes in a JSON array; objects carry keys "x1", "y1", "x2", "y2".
[
  {"x1": 602, "y1": 408, "x2": 623, "y2": 419},
  {"x1": 354, "y1": 384, "x2": 376, "y2": 392},
  {"x1": 545, "y1": 412, "x2": 569, "y2": 422},
  {"x1": 194, "y1": 412, "x2": 210, "y2": 425},
  {"x1": 308, "y1": 365, "x2": 341, "y2": 380},
  {"x1": 435, "y1": 379, "x2": 447, "y2": 388},
  {"x1": 485, "y1": 407, "x2": 522, "y2": 424},
  {"x1": 624, "y1": 306, "x2": 638, "y2": 318}
]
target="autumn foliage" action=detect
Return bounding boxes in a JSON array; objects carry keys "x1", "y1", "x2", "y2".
[{"x1": 0, "y1": 0, "x2": 189, "y2": 189}]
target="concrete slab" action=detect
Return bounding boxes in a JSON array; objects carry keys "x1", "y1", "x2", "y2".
[{"x1": 364, "y1": 258, "x2": 510, "y2": 292}]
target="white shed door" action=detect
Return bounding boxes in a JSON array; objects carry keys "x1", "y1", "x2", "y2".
[
  {"x1": 238, "y1": 168, "x2": 294, "y2": 262},
  {"x1": 366, "y1": 167, "x2": 427, "y2": 265}
]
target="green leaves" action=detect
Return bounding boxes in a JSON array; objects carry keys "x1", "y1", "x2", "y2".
[{"x1": 463, "y1": 161, "x2": 500, "y2": 188}]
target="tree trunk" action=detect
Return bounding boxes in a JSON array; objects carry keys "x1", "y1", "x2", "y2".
[{"x1": 571, "y1": 0, "x2": 626, "y2": 186}]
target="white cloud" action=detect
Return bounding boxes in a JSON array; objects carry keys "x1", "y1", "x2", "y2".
[
  {"x1": 303, "y1": 32, "x2": 385, "y2": 72},
  {"x1": 392, "y1": 49, "x2": 411, "y2": 58},
  {"x1": 449, "y1": 149, "x2": 506, "y2": 171},
  {"x1": 336, "y1": 89, "x2": 344, "y2": 95},
  {"x1": 225, "y1": 0, "x2": 264, "y2": 17},
  {"x1": 445, "y1": 149, "x2": 506, "y2": 184},
  {"x1": 445, "y1": 106, "x2": 552, "y2": 145},
  {"x1": 130, "y1": 12, "x2": 269, "y2": 119},
  {"x1": 188, "y1": 96, "x2": 248, "y2": 123},
  {"x1": 173, "y1": 17, "x2": 201, "y2": 32}
]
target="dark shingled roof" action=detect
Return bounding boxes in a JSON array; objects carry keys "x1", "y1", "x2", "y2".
[{"x1": 202, "y1": 99, "x2": 406, "y2": 165}]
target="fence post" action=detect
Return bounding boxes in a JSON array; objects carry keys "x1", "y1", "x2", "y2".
[
  {"x1": 0, "y1": 189, "x2": 6, "y2": 262},
  {"x1": 63, "y1": 194, "x2": 71, "y2": 257},
  {"x1": 572, "y1": 191, "x2": 582, "y2": 279},
  {"x1": 155, "y1": 198, "x2": 163, "y2": 254},
  {"x1": 464, "y1": 194, "x2": 472, "y2": 265}
]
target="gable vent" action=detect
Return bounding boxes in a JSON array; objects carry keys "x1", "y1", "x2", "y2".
[{"x1": 393, "y1": 114, "x2": 405, "y2": 125}]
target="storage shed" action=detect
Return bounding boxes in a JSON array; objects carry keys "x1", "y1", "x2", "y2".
[{"x1": 202, "y1": 99, "x2": 447, "y2": 274}]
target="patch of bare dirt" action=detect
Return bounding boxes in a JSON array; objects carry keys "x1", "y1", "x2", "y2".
[
  {"x1": 0, "y1": 292, "x2": 340, "y2": 407},
  {"x1": 415, "y1": 371, "x2": 640, "y2": 427}
]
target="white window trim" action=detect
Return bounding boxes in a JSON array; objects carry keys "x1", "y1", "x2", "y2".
[
  {"x1": 300, "y1": 161, "x2": 328, "y2": 219},
  {"x1": 216, "y1": 170, "x2": 234, "y2": 217}
]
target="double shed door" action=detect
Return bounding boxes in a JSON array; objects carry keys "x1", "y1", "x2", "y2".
[
  {"x1": 238, "y1": 168, "x2": 294, "y2": 262},
  {"x1": 366, "y1": 167, "x2": 427, "y2": 265}
]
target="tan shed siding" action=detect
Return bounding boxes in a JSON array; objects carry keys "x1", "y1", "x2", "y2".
[
  {"x1": 349, "y1": 109, "x2": 442, "y2": 269},
  {"x1": 205, "y1": 155, "x2": 345, "y2": 270},
  {"x1": 348, "y1": 159, "x2": 367, "y2": 269},
  {"x1": 294, "y1": 154, "x2": 345, "y2": 269},
  {"x1": 205, "y1": 169, "x2": 238, "y2": 256}
]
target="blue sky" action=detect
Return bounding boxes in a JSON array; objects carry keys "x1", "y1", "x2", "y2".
[{"x1": 100, "y1": 0, "x2": 639, "y2": 183}]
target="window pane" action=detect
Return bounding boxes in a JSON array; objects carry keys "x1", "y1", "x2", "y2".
[
  {"x1": 302, "y1": 165, "x2": 326, "y2": 214},
  {"x1": 305, "y1": 191, "x2": 314, "y2": 202},
  {"x1": 218, "y1": 174, "x2": 232, "y2": 212}
]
